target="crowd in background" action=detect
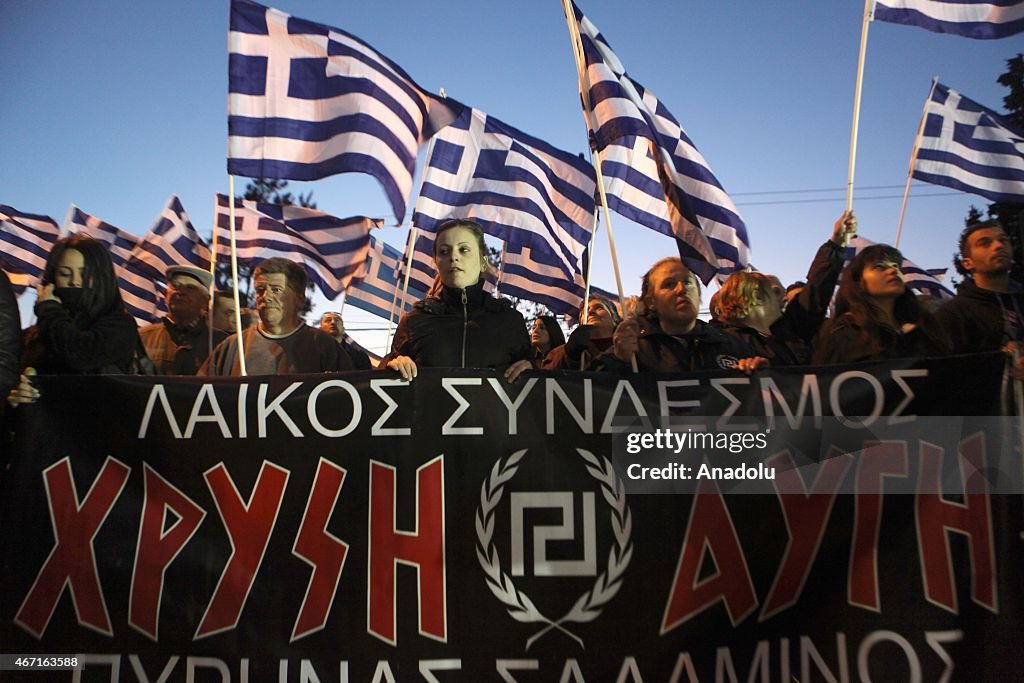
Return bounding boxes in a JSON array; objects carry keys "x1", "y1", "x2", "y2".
[{"x1": 2, "y1": 213, "x2": 1021, "y2": 414}]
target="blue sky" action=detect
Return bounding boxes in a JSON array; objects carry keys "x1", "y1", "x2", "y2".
[{"x1": 1, "y1": 0, "x2": 1018, "y2": 352}]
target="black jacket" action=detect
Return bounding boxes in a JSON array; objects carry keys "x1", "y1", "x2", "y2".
[
  {"x1": 381, "y1": 282, "x2": 531, "y2": 371},
  {"x1": 719, "y1": 241, "x2": 844, "y2": 365},
  {"x1": 593, "y1": 317, "x2": 760, "y2": 373},
  {"x1": 22, "y1": 299, "x2": 141, "y2": 375},
  {"x1": 814, "y1": 312, "x2": 950, "y2": 364},
  {"x1": 0, "y1": 270, "x2": 20, "y2": 394},
  {"x1": 935, "y1": 279, "x2": 1024, "y2": 354}
]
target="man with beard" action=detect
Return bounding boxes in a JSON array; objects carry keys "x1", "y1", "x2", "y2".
[
  {"x1": 200, "y1": 258, "x2": 351, "y2": 375},
  {"x1": 937, "y1": 220, "x2": 1024, "y2": 356},
  {"x1": 139, "y1": 265, "x2": 226, "y2": 375}
]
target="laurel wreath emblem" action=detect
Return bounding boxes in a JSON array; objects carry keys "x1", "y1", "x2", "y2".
[{"x1": 475, "y1": 448, "x2": 633, "y2": 649}]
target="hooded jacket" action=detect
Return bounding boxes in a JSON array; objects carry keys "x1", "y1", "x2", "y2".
[
  {"x1": 381, "y1": 281, "x2": 531, "y2": 371},
  {"x1": 935, "y1": 278, "x2": 1024, "y2": 354}
]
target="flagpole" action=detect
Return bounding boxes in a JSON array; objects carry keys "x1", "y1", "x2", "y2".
[
  {"x1": 562, "y1": 0, "x2": 635, "y2": 372},
  {"x1": 494, "y1": 241, "x2": 507, "y2": 299},
  {"x1": 208, "y1": 198, "x2": 220, "y2": 362},
  {"x1": 895, "y1": 78, "x2": 939, "y2": 248},
  {"x1": 383, "y1": 88, "x2": 447, "y2": 351},
  {"x1": 227, "y1": 176, "x2": 248, "y2": 376},
  {"x1": 383, "y1": 274, "x2": 403, "y2": 351},
  {"x1": 846, "y1": 0, "x2": 874, "y2": 213}
]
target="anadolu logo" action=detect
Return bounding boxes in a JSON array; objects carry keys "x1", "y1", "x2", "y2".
[{"x1": 475, "y1": 448, "x2": 633, "y2": 650}]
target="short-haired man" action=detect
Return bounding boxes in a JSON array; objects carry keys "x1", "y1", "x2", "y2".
[
  {"x1": 139, "y1": 265, "x2": 227, "y2": 375},
  {"x1": 212, "y1": 291, "x2": 238, "y2": 334},
  {"x1": 936, "y1": 220, "x2": 1024, "y2": 355},
  {"x1": 319, "y1": 312, "x2": 370, "y2": 369},
  {"x1": 200, "y1": 258, "x2": 352, "y2": 375}
]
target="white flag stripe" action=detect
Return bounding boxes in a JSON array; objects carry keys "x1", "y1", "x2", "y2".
[
  {"x1": 912, "y1": 82, "x2": 1024, "y2": 203},
  {"x1": 873, "y1": 1, "x2": 1024, "y2": 24}
]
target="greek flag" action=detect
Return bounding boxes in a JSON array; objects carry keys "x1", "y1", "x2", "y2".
[
  {"x1": 129, "y1": 196, "x2": 212, "y2": 286},
  {"x1": 228, "y1": 0, "x2": 463, "y2": 224},
  {"x1": 213, "y1": 195, "x2": 381, "y2": 300},
  {"x1": 497, "y1": 243, "x2": 602, "y2": 316},
  {"x1": 411, "y1": 107, "x2": 596, "y2": 280},
  {"x1": 912, "y1": 82, "x2": 1024, "y2": 204},
  {"x1": 394, "y1": 231, "x2": 441, "y2": 295},
  {"x1": 64, "y1": 206, "x2": 163, "y2": 323},
  {"x1": 0, "y1": 205, "x2": 60, "y2": 290},
  {"x1": 871, "y1": 0, "x2": 1024, "y2": 39},
  {"x1": 345, "y1": 234, "x2": 428, "y2": 322},
  {"x1": 570, "y1": 1, "x2": 751, "y2": 283},
  {"x1": 847, "y1": 237, "x2": 954, "y2": 299}
]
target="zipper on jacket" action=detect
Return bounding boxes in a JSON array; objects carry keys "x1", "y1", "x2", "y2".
[{"x1": 461, "y1": 288, "x2": 468, "y2": 368}]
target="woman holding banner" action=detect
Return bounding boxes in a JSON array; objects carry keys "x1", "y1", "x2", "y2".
[
  {"x1": 382, "y1": 219, "x2": 532, "y2": 382},
  {"x1": 6, "y1": 235, "x2": 144, "y2": 406},
  {"x1": 814, "y1": 243, "x2": 950, "y2": 364}
]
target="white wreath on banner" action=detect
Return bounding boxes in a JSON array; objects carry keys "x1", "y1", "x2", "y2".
[{"x1": 475, "y1": 448, "x2": 633, "y2": 650}]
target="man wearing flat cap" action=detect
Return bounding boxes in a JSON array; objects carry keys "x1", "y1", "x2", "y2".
[{"x1": 139, "y1": 265, "x2": 227, "y2": 375}]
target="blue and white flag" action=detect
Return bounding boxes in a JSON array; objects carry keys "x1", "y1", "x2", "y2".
[
  {"x1": 213, "y1": 194, "x2": 381, "y2": 300},
  {"x1": 411, "y1": 107, "x2": 596, "y2": 280},
  {"x1": 847, "y1": 237, "x2": 954, "y2": 299},
  {"x1": 345, "y1": 233, "x2": 429, "y2": 322},
  {"x1": 394, "y1": 230, "x2": 441, "y2": 296},
  {"x1": 912, "y1": 82, "x2": 1024, "y2": 204},
  {"x1": 228, "y1": 0, "x2": 463, "y2": 224},
  {"x1": 871, "y1": 0, "x2": 1024, "y2": 40},
  {"x1": 64, "y1": 205, "x2": 163, "y2": 323},
  {"x1": 497, "y1": 243, "x2": 598, "y2": 316},
  {"x1": 129, "y1": 195, "x2": 212, "y2": 286},
  {"x1": 0, "y1": 205, "x2": 60, "y2": 290},
  {"x1": 570, "y1": 1, "x2": 751, "y2": 283}
]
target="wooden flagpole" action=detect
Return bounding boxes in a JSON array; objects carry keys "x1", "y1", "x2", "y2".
[
  {"x1": 384, "y1": 88, "x2": 447, "y2": 351},
  {"x1": 846, "y1": 0, "x2": 875, "y2": 213},
  {"x1": 561, "y1": 0, "x2": 636, "y2": 372},
  {"x1": 227, "y1": 176, "x2": 248, "y2": 376},
  {"x1": 895, "y1": 78, "x2": 939, "y2": 248}
]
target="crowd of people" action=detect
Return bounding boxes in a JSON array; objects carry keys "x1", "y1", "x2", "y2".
[{"x1": 1, "y1": 213, "x2": 1021, "y2": 412}]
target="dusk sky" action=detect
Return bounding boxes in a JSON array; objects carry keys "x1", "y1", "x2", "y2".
[{"x1": 1, "y1": 0, "x2": 1018, "y2": 353}]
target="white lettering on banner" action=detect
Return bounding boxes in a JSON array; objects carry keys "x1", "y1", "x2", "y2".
[
  {"x1": 64, "y1": 634, "x2": 956, "y2": 681},
  {"x1": 369, "y1": 379, "x2": 411, "y2": 436},
  {"x1": 441, "y1": 378, "x2": 483, "y2": 435},
  {"x1": 486, "y1": 377, "x2": 538, "y2": 435},
  {"x1": 135, "y1": 370, "x2": 929, "y2": 440},
  {"x1": 307, "y1": 380, "x2": 362, "y2": 438}
]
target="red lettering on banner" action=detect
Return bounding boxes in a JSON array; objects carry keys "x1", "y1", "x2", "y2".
[
  {"x1": 849, "y1": 441, "x2": 909, "y2": 611},
  {"x1": 15, "y1": 456, "x2": 130, "y2": 638},
  {"x1": 661, "y1": 479, "x2": 757, "y2": 634},
  {"x1": 129, "y1": 464, "x2": 206, "y2": 640},
  {"x1": 916, "y1": 435, "x2": 997, "y2": 613},
  {"x1": 760, "y1": 449, "x2": 852, "y2": 620},
  {"x1": 291, "y1": 458, "x2": 349, "y2": 642},
  {"x1": 368, "y1": 457, "x2": 446, "y2": 645},
  {"x1": 195, "y1": 461, "x2": 289, "y2": 639}
]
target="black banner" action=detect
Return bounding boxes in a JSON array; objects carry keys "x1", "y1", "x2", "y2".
[{"x1": 1, "y1": 354, "x2": 1021, "y2": 681}]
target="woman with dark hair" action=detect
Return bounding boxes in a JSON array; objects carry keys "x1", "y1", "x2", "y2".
[
  {"x1": 381, "y1": 219, "x2": 532, "y2": 381},
  {"x1": 531, "y1": 315, "x2": 565, "y2": 365},
  {"x1": 814, "y1": 243, "x2": 950, "y2": 364},
  {"x1": 7, "y1": 235, "x2": 143, "y2": 405}
]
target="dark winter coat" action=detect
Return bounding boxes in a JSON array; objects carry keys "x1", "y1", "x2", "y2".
[
  {"x1": 935, "y1": 279, "x2": 1024, "y2": 354},
  {"x1": 593, "y1": 317, "x2": 760, "y2": 374},
  {"x1": 381, "y1": 282, "x2": 532, "y2": 371}
]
